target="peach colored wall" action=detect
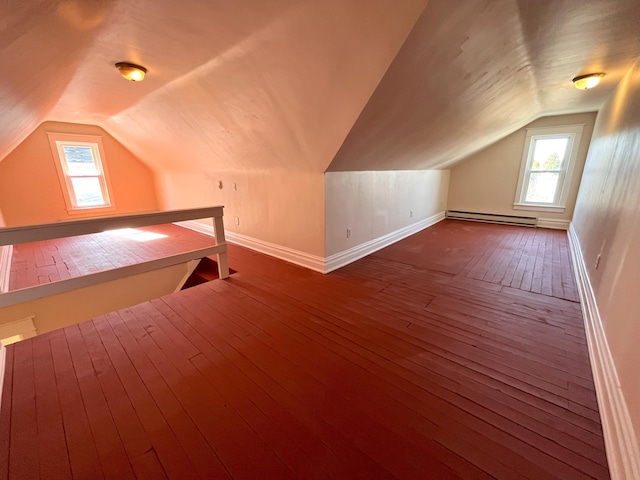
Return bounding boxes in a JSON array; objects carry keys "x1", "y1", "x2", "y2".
[
  {"x1": 0, "y1": 121, "x2": 159, "y2": 226},
  {"x1": 572, "y1": 60, "x2": 640, "y2": 448},
  {"x1": 448, "y1": 113, "x2": 597, "y2": 223},
  {"x1": 157, "y1": 170, "x2": 325, "y2": 256},
  {"x1": 159, "y1": 170, "x2": 449, "y2": 259},
  {"x1": 325, "y1": 170, "x2": 449, "y2": 256}
]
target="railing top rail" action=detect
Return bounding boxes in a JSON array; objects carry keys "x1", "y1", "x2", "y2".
[{"x1": 0, "y1": 206, "x2": 224, "y2": 246}]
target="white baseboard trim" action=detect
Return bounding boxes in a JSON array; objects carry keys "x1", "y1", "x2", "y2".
[
  {"x1": 568, "y1": 224, "x2": 640, "y2": 480},
  {"x1": 0, "y1": 343, "x2": 5, "y2": 411},
  {"x1": 227, "y1": 231, "x2": 325, "y2": 273},
  {"x1": 325, "y1": 211, "x2": 445, "y2": 273},
  {"x1": 0, "y1": 244, "x2": 13, "y2": 293},
  {"x1": 538, "y1": 218, "x2": 570, "y2": 230},
  {"x1": 174, "y1": 220, "x2": 216, "y2": 237},
  {"x1": 178, "y1": 213, "x2": 444, "y2": 275},
  {"x1": 176, "y1": 220, "x2": 325, "y2": 273}
]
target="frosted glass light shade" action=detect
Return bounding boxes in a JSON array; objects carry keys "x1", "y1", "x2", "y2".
[
  {"x1": 572, "y1": 73, "x2": 604, "y2": 90},
  {"x1": 115, "y1": 62, "x2": 147, "y2": 81}
]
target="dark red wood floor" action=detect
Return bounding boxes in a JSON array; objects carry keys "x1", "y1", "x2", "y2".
[
  {"x1": 8, "y1": 224, "x2": 216, "y2": 291},
  {"x1": 0, "y1": 220, "x2": 609, "y2": 479}
]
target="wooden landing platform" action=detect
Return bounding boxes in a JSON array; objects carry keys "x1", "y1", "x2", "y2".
[
  {"x1": 8, "y1": 223, "x2": 216, "y2": 292},
  {"x1": 0, "y1": 220, "x2": 609, "y2": 479}
]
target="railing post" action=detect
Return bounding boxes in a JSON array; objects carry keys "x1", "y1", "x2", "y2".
[{"x1": 212, "y1": 214, "x2": 230, "y2": 279}]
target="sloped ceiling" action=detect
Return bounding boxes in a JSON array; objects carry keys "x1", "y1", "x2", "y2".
[
  {"x1": 2, "y1": 0, "x2": 640, "y2": 175},
  {"x1": 328, "y1": 0, "x2": 640, "y2": 171},
  {"x1": 0, "y1": 0, "x2": 117, "y2": 161},
  {"x1": 0, "y1": 0, "x2": 426, "y2": 172}
]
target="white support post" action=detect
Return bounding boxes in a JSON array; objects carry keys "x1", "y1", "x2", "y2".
[{"x1": 212, "y1": 215, "x2": 229, "y2": 279}]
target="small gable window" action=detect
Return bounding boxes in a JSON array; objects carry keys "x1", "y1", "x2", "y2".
[
  {"x1": 47, "y1": 133, "x2": 115, "y2": 214},
  {"x1": 514, "y1": 124, "x2": 584, "y2": 212}
]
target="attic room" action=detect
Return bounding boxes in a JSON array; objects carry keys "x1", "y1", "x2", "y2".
[{"x1": 1, "y1": 0, "x2": 640, "y2": 478}]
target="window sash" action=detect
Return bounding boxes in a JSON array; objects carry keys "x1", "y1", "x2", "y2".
[
  {"x1": 47, "y1": 133, "x2": 115, "y2": 215},
  {"x1": 68, "y1": 175, "x2": 110, "y2": 208},
  {"x1": 513, "y1": 125, "x2": 583, "y2": 211},
  {"x1": 56, "y1": 141, "x2": 111, "y2": 209},
  {"x1": 523, "y1": 170, "x2": 565, "y2": 204}
]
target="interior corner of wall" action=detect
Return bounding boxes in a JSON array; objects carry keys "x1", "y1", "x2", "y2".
[{"x1": 153, "y1": 172, "x2": 174, "y2": 210}]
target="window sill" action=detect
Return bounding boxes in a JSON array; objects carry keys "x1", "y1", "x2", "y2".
[
  {"x1": 513, "y1": 203, "x2": 565, "y2": 213},
  {"x1": 66, "y1": 205, "x2": 116, "y2": 216}
]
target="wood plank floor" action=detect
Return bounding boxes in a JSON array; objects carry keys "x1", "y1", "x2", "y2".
[
  {"x1": 8, "y1": 224, "x2": 216, "y2": 291},
  {"x1": 0, "y1": 220, "x2": 609, "y2": 479}
]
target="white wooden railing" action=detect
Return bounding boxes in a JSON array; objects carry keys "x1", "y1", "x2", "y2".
[{"x1": 0, "y1": 206, "x2": 229, "y2": 308}]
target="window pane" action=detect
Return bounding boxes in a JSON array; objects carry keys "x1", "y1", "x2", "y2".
[
  {"x1": 70, "y1": 177, "x2": 106, "y2": 206},
  {"x1": 531, "y1": 138, "x2": 568, "y2": 171},
  {"x1": 62, "y1": 145, "x2": 99, "y2": 175},
  {"x1": 525, "y1": 172, "x2": 559, "y2": 203}
]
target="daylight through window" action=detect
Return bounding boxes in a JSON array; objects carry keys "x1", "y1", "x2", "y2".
[
  {"x1": 514, "y1": 125, "x2": 584, "y2": 211},
  {"x1": 525, "y1": 137, "x2": 568, "y2": 204},
  {"x1": 47, "y1": 133, "x2": 114, "y2": 213}
]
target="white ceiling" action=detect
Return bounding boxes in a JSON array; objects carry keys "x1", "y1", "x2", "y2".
[
  {"x1": 328, "y1": 0, "x2": 640, "y2": 171},
  {"x1": 1, "y1": 0, "x2": 640, "y2": 174},
  {"x1": 0, "y1": 0, "x2": 426, "y2": 173}
]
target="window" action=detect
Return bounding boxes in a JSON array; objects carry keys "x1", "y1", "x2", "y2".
[
  {"x1": 47, "y1": 133, "x2": 115, "y2": 214},
  {"x1": 514, "y1": 124, "x2": 584, "y2": 212}
]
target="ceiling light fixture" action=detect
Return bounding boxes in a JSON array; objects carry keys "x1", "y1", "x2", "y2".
[
  {"x1": 572, "y1": 73, "x2": 604, "y2": 90},
  {"x1": 115, "y1": 62, "x2": 147, "y2": 82}
]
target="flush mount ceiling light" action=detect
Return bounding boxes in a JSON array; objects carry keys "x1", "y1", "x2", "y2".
[
  {"x1": 115, "y1": 62, "x2": 147, "y2": 81},
  {"x1": 572, "y1": 73, "x2": 604, "y2": 90}
]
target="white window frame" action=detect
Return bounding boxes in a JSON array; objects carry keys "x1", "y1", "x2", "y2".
[
  {"x1": 513, "y1": 124, "x2": 584, "y2": 213},
  {"x1": 47, "y1": 133, "x2": 115, "y2": 215}
]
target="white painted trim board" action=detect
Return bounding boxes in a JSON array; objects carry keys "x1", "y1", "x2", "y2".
[
  {"x1": 179, "y1": 212, "x2": 445, "y2": 274},
  {"x1": 176, "y1": 221, "x2": 325, "y2": 273},
  {"x1": 0, "y1": 206, "x2": 224, "y2": 246},
  {"x1": 537, "y1": 218, "x2": 570, "y2": 230},
  {"x1": 325, "y1": 211, "x2": 445, "y2": 273},
  {"x1": 568, "y1": 223, "x2": 640, "y2": 480},
  {"x1": 228, "y1": 231, "x2": 325, "y2": 273},
  {"x1": 0, "y1": 245, "x2": 12, "y2": 293}
]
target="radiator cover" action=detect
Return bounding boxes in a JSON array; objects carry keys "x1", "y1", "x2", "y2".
[{"x1": 446, "y1": 210, "x2": 537, "y2": 227}]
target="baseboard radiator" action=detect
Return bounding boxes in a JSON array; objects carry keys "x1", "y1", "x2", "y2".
[{"x1": 446, "y1": 210, "x2": 537, "y2": 227}]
